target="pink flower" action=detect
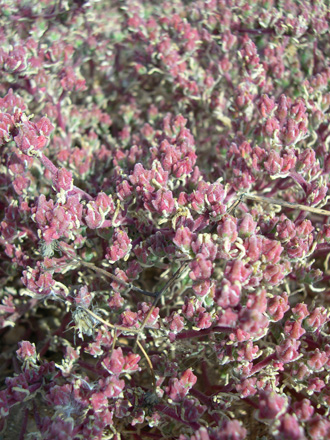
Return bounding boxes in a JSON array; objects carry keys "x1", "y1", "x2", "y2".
[
  {"x1": 166, "y1": 369, "x2": 197, "y2": 402},
  {"x1": 192, "y1": 280, "x2": 212, "y2": 297},
  {"x1": 16, "y1": 341, "x2": 37, "y2": 364},
  {"x1": 53, "y1": 168, "x2": 73, "y2": 192},
  {"x1": 151, "y1": 189, "x2": 175, "y2": 215},
  {"x1": 124, "y1": 353, "x2": 141, "y2": 373},
  {"x1": 276, "y1": 94, "x2": 290, "y2": 121},
  {"x1": 85, "y1": 202, "x2": 105, "y2": 229},
  {"x1": 262, "y1": 238, "x2": 283, "y2": 264},
  {"x1": 104, "y1": 348, "x2": 125, "y2": 374},
  {"x1": 307, "y1": 349, "x2": 328, "y2": 371},
  {"x1": 35, "y1": 116, "x2": 54, "y2": 136},
  {"x1": 284, "y1": 320, "x2": 305, "y2": 339},
  {"x1": 259, "y1": 94, "x2": 276, "y2": 117},
  {"x1": 245, "y1": 235, "x2": 263, "y2": 261},
  {"x1": 196, "y1": 311, "x2": 212, "y2": 329},
  {"x1": 74, "y1": 286, "x2": 92, "y2": 308},
  {"x1": 297, "y1": 148, "x2": 316, "y2": 172},
  {"x1": 218, "y1": 217, "x2": 238, "y2": 243},
  {"x1": 305, "y1": 307, "x2": 328, "y2": 330},
  {"x1": 225, "y1": 260, "x2": 251, "y2": 284},
  {"x1": 308, "y1": 416, "x2": 330, "y2": 440},
  {"x1": 292, "y1": 303, "x2": 310, "y2": 321},
  {"x1": 106, "y1": 229, "x2": 132, "y2": 263},
  {"x1": 293, "y1": 399, "x2": 314, "y2": 421},
  {"x1": 22, "y1": 265, "x2": 55, "y2": 296},
  {"x1": 236, "y1": 378, "x2": 258, "y2": 397},
  {"x1": 264, "y1": 117, "x2": 280, "y2": 136},
  {"x1": 100, "y1": 376, "x2": 125, "y2": 398},
  {"x1": 191, "y1": 234, "x2": 217, "y2": 260},
  {"x1": 216, "y1": 280, "x2": 241, "y2": 308},
  {"x1": 276, "y1": 339, "x2": 301, "y2": 363},
  {"x1": 238, "y1": 213, "x2": 257, "y2": 237},
  {"x1": 14, "y1": 119, "x2": 48, "y2": 155},
  {"x1": 276, "y1": 217, "x2": 296, "y2": 241},
  {"x1": 189, "y1": 254, "x2": 213, "y2": 281},
  {"x1": 263, "y1": 263, "x2": 288, "y2": 285},
  {"x1": 277, "y1": 414, "x2": 306, "y2": 440},
  {"x1": 167, "y1": 312, "x2": 185, "y2": 333},
  {"x1": 0, "y1": 112, "x2": 14, "y2": 144},
  {"x1": 257, "y1": 391, "x2": 287, "y2": 420}
]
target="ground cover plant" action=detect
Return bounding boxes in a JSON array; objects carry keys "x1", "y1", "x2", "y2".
[{"x1": 1, "y1": 0, "x2": 330, "y2": 439}]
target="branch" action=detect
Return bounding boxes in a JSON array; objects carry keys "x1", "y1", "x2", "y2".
[{"x1": 242, "y1": 193, "x2": 330, "y2": 216}]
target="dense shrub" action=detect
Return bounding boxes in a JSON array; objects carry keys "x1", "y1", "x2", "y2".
[{"x1": 1, "y1": 1, "x2": 330, "y2": 439}]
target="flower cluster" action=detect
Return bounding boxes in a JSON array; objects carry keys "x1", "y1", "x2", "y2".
[{"x1": 1, "y1": 1, "x2": 330, "y2": 439}]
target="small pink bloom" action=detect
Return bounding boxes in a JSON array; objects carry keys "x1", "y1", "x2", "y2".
[
  {"x1": 106, "y1": 229, "x2": 132, "y2": 263},
  {"x1": 225, "y1": 260, "x2": 251, "y2": 284},
  {"x1": 74, "y1": 286, "x2": 92, "y2": 308},
  {"x1": 276, "y1": 94, "x2": 290, "y2": 121},
  {"x1": 189, "y1": 254, "x2": 213, "y2": 281},
  {"x1": 257, "y1": 391, "x2": 287, "y2": 420},
  {"x1": 277, "y1": 414, "x2": 306, "y2": 440},
  {"x1": 54, "y1": 168, "x2": 73, "y2": 191},
  {"x1": 192, "y1": 280, "x2": 212, "y2": 297},
  {"x1": 307, "y1": 349, "x2": 328, "y2": 371},
  {"x1": 276, "y1": 339, "x2": 300, "y2": 363},
  {"x1": 196, "y1": 311, "x2": 212, "y2": 329},
  {"x1": 284, "y1": 320, "x2": 305, "y2": 339},
  {"x1": 263, "y1": 263, "x2": 287, "y2": 285},
  {"x1": 166, "y1": 369, "x2": 197, "y2": 402},
  {"x1": 100, "y1": 376, "x2": 125, "y2": 399},
  {"x1": 0, "y1": 112, "x2": 14, "y2": 143},
  {"x1": 305, "y1": 307, "x2": 328, "y2": 330},
  {"x1": 35, "y1": 116, "x2": 54, "y2": 136},
  {"x1": 16, "y1": 341, "x2": 37, "y2": 363},
  {"x1": 238, "y1": 213, "x2": 257, "y2": 237},
  {"x1": 106, "y1": 348, "x2": 125, "y2": 374},
  {"x1": 309, "y1": 416, "x2": 330, "y2": 440},
  {"x1": 297, "y1": 148, "x2": 316, "y2": 172},
  {"x1": 264, "y1": 117, "x2": 280, "y2": 136},
  {"x1": 167, "y1": 312, "x2": 185, "y2": 333},
  {"x1": 293, "y1": 399, "x2": 314, "y2": 421},
  {"x1": 308, "y1": 377, "x2": 325, "y2": 392},
  {"x1": 262, "y1": 238, "x2": 283, "y2": 264},
  {"x1": 173, "y1": 226, "x2": 196, "y2": 250},
  {"x1": 120, "y1": 310, "x2": 138, "y2": 327},
  {"x1": 236, "y1": 378, "x2": 258, "y2": 398},
  {"x1": 292, "y1": 303, "x2": 309, "y2": 321},
  {"x1": 216, "y1": 280, "x2": 241, "y2": 308},
  {"x1": 151, "y1": 189, "x2": 175, "y2": 215},
  {"x1": 259, "y1": 94, "x2": 276, "y2": 117},
  {"x1": 276, "y1": 217, "x2": 296, "y2": 241},
  {"x1": 124, "y1": 353, "x2": 141, "y2": 373}
]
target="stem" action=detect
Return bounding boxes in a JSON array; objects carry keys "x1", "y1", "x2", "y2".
[
  {"x1": 243, "y1": 193, "x2": 330, "y2": 216},
  {"x1": 40, "y1": 153, "x2": 58, "y2": 175},
  {"x1": 289, "y1": 171, "x2": 309, "y2": 193},
  {"x1": 155, "y1": 403, "x2": 200, "y2": 430},
  {"x1": 77, "y1": 259, "x2": 157, "y2": 298},
  {"x1": 19, "y1": 408, "x2": 29, "y2": 440},
  {"x1": 175, "y1": 326, "x2": 233, "y2": 340},
  {"x1": 39, "y1": 154, "x2": 94, "y2": 200},
  {"x1": 135, "y1": 261, "x2": 190, "y2": 339},
  {"x1": 80, "y1": 306, "x2": 140, "y2": 334},
  {"x1": 247, "y1": 353, "x2": 277, "y2": 377}
]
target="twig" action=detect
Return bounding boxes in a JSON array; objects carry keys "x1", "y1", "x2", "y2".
[
  {"x1": 242, "y1": 193, "x2": 330, "y2": 216},
  {"x1": 76, "y1": 259, "x2": 157, "y2": 298},
  {"x1": 80, "y1": 306, "x2": 140, "y2": 334},
  {"x1": 81, "y1": 306, "x2": 156, "y2": 389},
  {"x1": 135, "y1": 339, "x2": 156, "y2": 389},
  {"x1": 134, "y1": 260, "x2": 191, "y2": 345}
]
